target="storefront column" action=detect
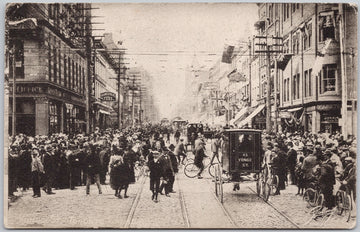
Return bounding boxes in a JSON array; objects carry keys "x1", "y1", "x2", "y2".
[
  {"x1": 312, "y1": 110, "x2": 321, "y2": 134},
  {"x1": 35, "y1": 97, "x2": 49, "y2": 135}
]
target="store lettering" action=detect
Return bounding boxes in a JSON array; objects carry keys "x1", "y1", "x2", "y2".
[{"x1": 12, "y1": 85, "x2": 43, "y2": 94}]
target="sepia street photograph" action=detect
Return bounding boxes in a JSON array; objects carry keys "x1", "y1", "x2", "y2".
[{"x1": 3, "y1": 2, "x2": 358, "y2": 229}]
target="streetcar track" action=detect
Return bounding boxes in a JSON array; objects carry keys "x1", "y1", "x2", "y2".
[
  {"x1": 205, "y1": 178, "x2": 238, "y2": 227},
  {"x1": 176, "y1": 174, "x2": 191, "y2": 228},
  {"x1": 247, "y1": 186, "x2": 301, "y2": 229},
  {"x1": 124, "y1": 175, "x2": 147, "y2": 228}
]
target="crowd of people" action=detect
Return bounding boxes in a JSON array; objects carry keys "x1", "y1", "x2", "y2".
[
  {"x1": 8, "y1": 124, "x2": 179, "y2": 202},
  {"x1": 8, "y1": 123, "x2": 357, "y2": 210},
  {"x1": 261, "y1": 130, "x2": 356, "y2": 210}
]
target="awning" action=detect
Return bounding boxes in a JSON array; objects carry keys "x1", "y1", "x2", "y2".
[
  {"x1": 287, "y1": 107, "x2": 303, "y2": 112},
  {"x1": 230, "y1": 107, "x2": 249, "y2": 125},
  {"x1": 99, "y1": 109, "x2": 110, "y2": 115},
  {"x1": 238, "y1": 104, "x2": 265, "y2": 128}
]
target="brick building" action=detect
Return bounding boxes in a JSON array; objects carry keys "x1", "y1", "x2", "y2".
[
  {"x1": 6, "y1": 3, "x2": 92, "y2": 136},
  {"x1": 251, "y1": 3, "x2": 357, "y2": 135}
]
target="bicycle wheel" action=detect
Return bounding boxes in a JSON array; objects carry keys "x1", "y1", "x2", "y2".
[
  {"x1": 303, "y1": 188, "x2": 317, "y2": 207},
  {"x1": 335, "y1": 191, "x2": 344, "y2": 215},
  {"x1": 256, "y1": 174, "x2": 262, "y2": 196},
  {"x1": 344, "y1": 194, "x2": 352, "y2": 222},
  {"x1": 184, "y1": 163, "x2": 200, "y2": 178},
  {"x1": 316, "y1": 193, "x2": 324, "y2": 207},
  {"x1": 263, "y1": 182, "x2": 271, "y2": 202},
  {"x1": 208, "y1": 163, "x2": 216, "y2": 178}
]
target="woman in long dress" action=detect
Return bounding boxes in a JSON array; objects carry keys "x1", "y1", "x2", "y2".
[{"x1": 109, "y1": 146, "x2": 125, "y2": 198}]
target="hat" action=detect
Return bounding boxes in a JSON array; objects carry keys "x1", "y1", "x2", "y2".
[
  {"x1": 324, "y1": 149, "x2": 332, "y2": 156},
  {"x1": 345, "y1": 157, "x2": 353, "y2": 162}
]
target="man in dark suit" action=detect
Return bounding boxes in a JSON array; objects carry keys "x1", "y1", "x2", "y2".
[{"x1": 84, "y1": 144, "x2": 102, "y2": 195}]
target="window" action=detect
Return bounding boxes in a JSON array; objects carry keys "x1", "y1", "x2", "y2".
[
  {"x1": 287, "y1": 78, "x2": 290, "y2": 101},
  {"x1": 283, "y1": 4, "x2": 290, "y2": 21},
  {"x1": 53, "y1": 48, "x2": 57, "y2": 83},
  {"x1": 283, "y1": 79, "x2": 287, "y2": 102},
  {"x1": 49, "y1": 101, "x2": 59, "y2": 134},
  {"x1": 321, "y1": 64, "x2": 337, "y2": 93},
  {"x1": 307, "y1": 22, "x2": 312, "y2": 48},
  {"x1": 292, "y1": 4, "x2": 296, "y2": 13},
  {"x1": 319, "y1": 12, "x2": 336, "y2": 42},
  {"x1": 68, "y1": 57, "x2": 71, "y2": 89},
  {"x1": 9, "y1": 40, "x2": 24, "y2": 79},
  {"x1": 269, "y1": 4, "x2": 273, "y2": 24},
  {"x1": 304, "y1": 70, "x2": 308, "y2": 97},
  {"x1": 48, "y1": 46, "x2": 52, "y2": 81},
  {"x1": 283, "y1": 38, "x2": 289, "y2": 53},
  {"x1": 297, "y1": 73, "x2": 300, "y2": 99},
  {"x1": 58, "y1": 49, "x2": 61, "y2": 85},
  {"x1": 309, "y1": 69, "x2": 312, "y2": 96},
  {"x1": 75, "y1": 63, "x2": 79, "y2": 92},
  {"x1": 82, "y1": 68, "x2": 85, "y2": 95},
  {"x1": 64, "y1": 56, "x2": 67, "y2": 87},
  {"x1": 72, "y1": 60, "x2": 75, "y2": 90}
]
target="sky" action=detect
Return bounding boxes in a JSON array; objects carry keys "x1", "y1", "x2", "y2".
[{"x1": 93, "y1": 3, "x2": 258, "y2": 119}]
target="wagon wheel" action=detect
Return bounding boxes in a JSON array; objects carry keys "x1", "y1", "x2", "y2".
[
  {"x1": 256, "y1": 173, "x2": 263, "y2": 197},
  {"x1": 218, "y1": 164, "x2": 224, "y2": 203},
  {"x1": 214, "y1": 164, "x2": 219, "y2": 197}
]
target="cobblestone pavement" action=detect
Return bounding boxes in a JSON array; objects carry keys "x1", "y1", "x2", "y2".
[
  {"x1": 264, "y1": 183, "x2": 356, "y2": 229},
  {"x1": 6, "y1": 180, "x2": 143, "y2": 229}
]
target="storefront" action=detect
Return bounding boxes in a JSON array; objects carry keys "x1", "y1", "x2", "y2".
[{"x1": 9, "y1": 83, "x2": 86, "y2": 136}]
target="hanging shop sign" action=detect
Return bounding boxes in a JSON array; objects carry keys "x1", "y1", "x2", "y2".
[{"x1": 100, "y1": 92, "x2": 116, "y2": 102}]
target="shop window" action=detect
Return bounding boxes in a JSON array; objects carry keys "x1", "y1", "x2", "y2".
[
  {"x1": 72, "y1": 60, "x2": 75, "y2": 90},
  {"x1": 49, "y1": 102, "x2": 59, "y2": 134},
  {"x1": 321, "y1": 64, "x2": 337, "y2": 93},
  {"x1": 9, "y1": 40, "x2": 24, "y2": 79},
  {"x1": 319, "y1": 12, "x2": 336, "y2": 42}
]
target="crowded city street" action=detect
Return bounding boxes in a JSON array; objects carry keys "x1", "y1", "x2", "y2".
[{"x1": 4, "y1": 2, "x2": 357, "y2": 230}]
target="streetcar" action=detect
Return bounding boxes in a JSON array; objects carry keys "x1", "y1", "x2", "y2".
[{"x1": 214, "y1": 129, "x2": 266, "y2": 203}]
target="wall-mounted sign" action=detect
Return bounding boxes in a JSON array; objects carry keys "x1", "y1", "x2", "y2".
[
  {"x1": 202, "y1": 82, "x2": 219, "y2": 90},
  {"x1": 100, "y1": 92, "x2": 116, "y2": 102}
]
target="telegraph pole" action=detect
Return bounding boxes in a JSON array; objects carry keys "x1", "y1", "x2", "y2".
[
  {"x1": 266, "y1": 45, "x2": 271, "y2": 133},
  {"x1": 117, "y1": 53, "x2": 122, "y2": 129},
  {"x1": 11, "y1": 44, "x2": 16, "y2": 138},
  {"x1": 254, "y1": 35, "x2": 283, "y2": 133},
  {"x1": 132, "y1": 75, "x2": 136, "y2": 127}
]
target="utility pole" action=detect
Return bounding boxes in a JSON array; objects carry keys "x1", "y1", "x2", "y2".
[
  {"x1": 117, "y1": 53, "x2": 122, "y2": 129},
  {"x1": 274, "y1": 58, "x2": 278, "y2": 133},
  {"x1": 11, "y1": 44, "x2": 16, "y2": 138},
  {"x1": 254, "y1": 35, "x2": 283, "y2": 133},
  {"x1": 266, "y1": 45, "x2": 271, "y2": 133},
  {"x1": 139, "y1": 87, "x2": 142, "y2": 125},
  {"x1": 132, "y1": 75, "x2": 135, "y2": 127}
]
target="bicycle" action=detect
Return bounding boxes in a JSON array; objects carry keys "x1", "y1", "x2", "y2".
[
  {"x1": 184, "y1": 156, "x2": 217, "y2": 178},
  {"x1": 256, "y1": 169, "x2": 271, "y2": 202},
  {"x1": 335, "y1": 184, "x2": 352, "y2": 222},
  {"x1": 265, "y1": 164, "x2": 279, "y2": 195},
  {"x1": 303, "y1": 181, "x2": 324, "y2": 208},
  {"x1": 134, "y1": 161, "x2": 149, "y2": 181}
]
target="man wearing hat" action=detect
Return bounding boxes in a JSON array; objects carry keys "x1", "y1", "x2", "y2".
[
  {"x1": 286, "y1": 142, "x2": 298, "y2": 185},
  {"x1": 194, "y1": 140, "x2": 207, "y2": 179},
  {"x1": 319, "y1": 149, "x2": 336, "y2": 209},
  {"x1": 31, "y1": 147, "x2": 44, "y2": 198},
  {"x1": 301, "y1": 145, "x2": 320, "y2": 188},
  {"x1": 42, "y1": 145, "x2": 56, "y2": 195}
]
